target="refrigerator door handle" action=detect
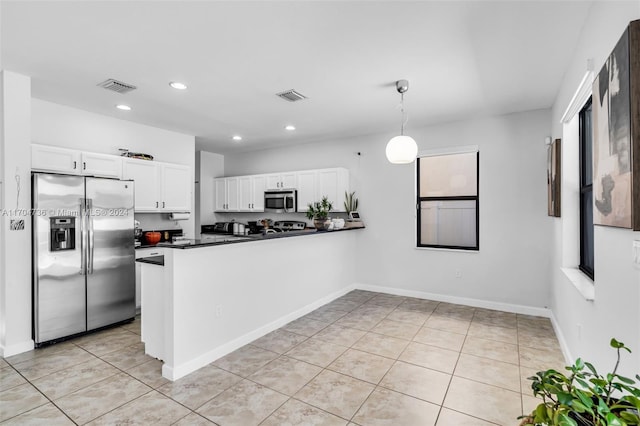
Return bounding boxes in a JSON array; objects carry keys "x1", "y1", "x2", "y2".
[
  {"x1": 87, "y1": 198, "x2": 95, "y2": 274},
  {"x1": 80, "y1": 198, "x2": 87, "y2": 275}
]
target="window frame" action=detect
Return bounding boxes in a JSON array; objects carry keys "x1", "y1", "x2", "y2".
[
  {"x1": 578, "y1": 98, "x2": 595, "y2": 279},
  {"x1": 416, "y1": 151, "x2": 480, "y2": 251}
]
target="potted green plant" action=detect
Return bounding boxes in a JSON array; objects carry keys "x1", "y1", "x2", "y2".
[
  {"x1": 344, "y1": 191, "x2": 359, "y2": 217},
  {"x1": 306, "y1": 196, "x2": 333, "y2": 230},
  {"x1": 519, "y1": 338, "x2": 640, "y2": 426}
]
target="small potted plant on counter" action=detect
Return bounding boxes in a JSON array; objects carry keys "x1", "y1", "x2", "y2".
[
  {"x1": 344, "y1": 191, "x2": 359, "y2": 216},
  {"x1": 519, "y1": 338, "x2": 640, "y2": 426},
  {"x1": 306, "y1": 196, "x2": 333, "y2": 230}
]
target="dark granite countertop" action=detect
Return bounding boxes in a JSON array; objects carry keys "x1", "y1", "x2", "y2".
[
  {"x1": 136, "y1": 225, "x2": 364, "y2": 249},
  {"x1": 135, "y1": 255, "x2": 165, "y2": 266}
]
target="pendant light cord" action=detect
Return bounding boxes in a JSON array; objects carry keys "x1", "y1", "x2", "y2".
[{"x1": 400, "y1": 92, "x2": 409, "y2": 136}]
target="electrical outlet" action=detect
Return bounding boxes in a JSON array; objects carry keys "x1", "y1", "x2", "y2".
[
  {"x1": 215, "y1": 305, "x2": 222, "y2": 318},
  {"x1": 633, "y1": 241, "x2": 640, "y2": 269},
  {"x1": 455, "y1": 270, "x2": 462, "y2": 278}
]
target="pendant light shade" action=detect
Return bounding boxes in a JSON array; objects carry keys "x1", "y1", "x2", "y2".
[
  {"x1": 386, "y1": 79, "x2": 418, "y2": 164},
  {"x1": 386, "y1": 135, "x2": 418, "y2": 164}
]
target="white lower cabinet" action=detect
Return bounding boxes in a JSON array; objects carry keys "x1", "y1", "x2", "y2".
[
  {"x1": 136, "y1": 248, "x2": 165, "y2": 360},
  {"x1": 135, "y1": 248, "x2": 164, "y2": 312}
]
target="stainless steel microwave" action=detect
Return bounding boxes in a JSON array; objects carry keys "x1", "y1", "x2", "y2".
[{"x1": 264, "y1": 190, "x2": 297, "y2": 213}]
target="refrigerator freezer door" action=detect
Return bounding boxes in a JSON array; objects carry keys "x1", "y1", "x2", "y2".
[
  {"x1": 33, "y1": 173, "x2": 86, "y2": 343},
  {"x1": 85, "y1": 177, "x2": 135, "y2": 330}
]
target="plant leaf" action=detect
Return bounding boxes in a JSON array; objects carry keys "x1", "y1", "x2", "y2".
[{"x1": 605, "y1": 412, "x2": 625, "y2": 426}]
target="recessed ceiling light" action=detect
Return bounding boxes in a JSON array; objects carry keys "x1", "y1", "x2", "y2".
[
  {"x1": 169, "y1": 81, "x2": 187, "y2": 90},
  {"x1": 232, "y1": 135, "x2": 242, "y2": 141},
  {"x1": 285, "y1": 125, "x2": 296, "y2": 131},
  {"x1": 116, "y1": 104, "x2": 131, "y2": 111}
]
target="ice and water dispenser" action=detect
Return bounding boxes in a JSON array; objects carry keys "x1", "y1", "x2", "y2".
[{"x1": 50, "y1": 217, "x2": 76, "y2": 251}]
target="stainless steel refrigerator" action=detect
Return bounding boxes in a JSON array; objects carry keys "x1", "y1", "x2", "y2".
[{"x1": 33, "y1": 173, "x2": 135, "y2": 345}]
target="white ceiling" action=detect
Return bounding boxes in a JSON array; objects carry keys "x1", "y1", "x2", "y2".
[{"x1": 2, "y1": 1, "x2": 595, "y2": 154}]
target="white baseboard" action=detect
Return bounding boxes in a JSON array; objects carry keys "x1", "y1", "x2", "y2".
[
  {"x1": 163, "y1": 284, "x2": 357, "y2": 381},
  {"x1": 549, "y1": 310, "x2": 574, "y2": 365},
  {"x1": 0, "y1": 339, "x2": 35, "y2": 358},
  {"x1": 163, "y1": 281, "x2": 557, "y2": 381},
  {"x1": 354, "y1": 283, "x2": 552, "y2": 317}
]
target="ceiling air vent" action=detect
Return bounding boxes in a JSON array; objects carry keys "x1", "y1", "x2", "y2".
[
  {"x1": 97, "y1": 78, "x2": 137, "y2": 94},
  {"x1": 276, "y1": 89, "x2": 307, "y2": 102}
]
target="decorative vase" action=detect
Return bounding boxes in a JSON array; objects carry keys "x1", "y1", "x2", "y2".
[{"x1": 313, "y1": 218, "x2": 327, "y2": 230}]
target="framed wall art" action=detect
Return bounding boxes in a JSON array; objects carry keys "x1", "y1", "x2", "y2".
[
  {"x1": 592, "y1": 19, "x2": 640, "y2": 230},
  {"x1": 547, "y1": 138, "x2": 561, "y2": 217}
]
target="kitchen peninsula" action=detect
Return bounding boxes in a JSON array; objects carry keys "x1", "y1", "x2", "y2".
[{"x1": 138, "y1": 228, "x2": 362, "y2": 381}]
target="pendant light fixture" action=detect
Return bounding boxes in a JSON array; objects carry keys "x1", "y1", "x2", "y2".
[{"x1": 385, "y1": 79, "x2": 418, "y2": 164}]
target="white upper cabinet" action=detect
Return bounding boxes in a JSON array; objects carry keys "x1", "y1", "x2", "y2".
[
  {"x1": 32, "y1": 144, "x2": 122, "y2": 178},
  {"x1": 251, "y1": 175, "x2": 266, "y2": 211},
  {"x1": 214, "y1": 177, "x2": 239, "y2": 212},
  {"x1": 81, "y1": 152, "x2": 122, "y2": 178},
  {"x1": 265, "y1": 172, "x2": 297, "y2": 190},
  {"x1": 317, "y1": 168, "x2": 350, "y2": 211},
  {"x1": 161, "y1": 163, "x2": 191, "y2": 212},
  {"x1": 238, "y1": 176, "x2": 253, "y2": 212},
  {"x1": 215, "y1": 167, "x2": 349, "y2": 213},
  {"x1": 223, "y1": 175, "x2": 266, "y2": 212},
  {"x1": 296, "y1": 170, "x2": 317, "y2": 212},
  {"x1": 123, "y1": 159, "x2": 191, "y2": 213},
  {"x1": 122, "y1": 159, "x2": 161, "y2": 211},
  {"x1": 226, "y1": 177, "x2": 239, "y2": 211},
  {"x1": 32, "y1": 144, "x2": 81, "y2": 174},
  {"x1": 214, "y1": 178, "x2": 227, "y2": 211}
]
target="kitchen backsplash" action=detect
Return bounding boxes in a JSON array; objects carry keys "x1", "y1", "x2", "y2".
[
  {"x1": 136, "y1": 213, "x2": 185, "y2": 232},
  {"x1": 211, "y1": 212, "x2": 350, "y2": 227}
]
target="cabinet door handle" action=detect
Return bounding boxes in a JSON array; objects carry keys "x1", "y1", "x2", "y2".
[
  {"x1": 162, "y1": 201, "x2": 165, "y2": 208},
  {"x1": 73, "y1": 161, "x2": 77, "y2": 169},
  {"x1": 156, "y1": 201, "x2": 159, "y2": 208},
  {"x1": 83, "y1": 162, "x2": 86, "y2": 170}
]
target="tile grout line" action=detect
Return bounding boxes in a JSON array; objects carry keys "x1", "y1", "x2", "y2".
[
  {"x1": 1, "y1": 361, "x2": 79, "y2": 425},
  {"x1": 433, "y1": 306, "x2": 470, "y2": 425}
]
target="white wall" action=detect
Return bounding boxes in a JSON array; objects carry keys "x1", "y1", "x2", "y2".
[
  {"x1": 195, "y1": 150, "x2": 224, "y2": 233},
  {"x1": 550, "y1": 2, "x2": 640, "y2": 377},
  {"x1": 31, "y1": 99, "x2": 197, "y2": 237},
  {"x1": 0, "y1": 71, "x2": 34, "y2": 357},
  {"x1": 224, "y1": 108, "x2": 553, "y2": 312}
]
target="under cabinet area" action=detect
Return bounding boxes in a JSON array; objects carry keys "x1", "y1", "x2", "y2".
[
  {"x1": 123, "y1": 159, "x2": 191, "y2": 213},
  {"x1": 214, "y1": 167, "x2": 349, "y2": 213}
]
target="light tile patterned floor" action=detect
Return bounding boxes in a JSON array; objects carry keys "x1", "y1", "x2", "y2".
[{"x1": 0, "y1": 290, "x2": 565, "y2": 425}]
